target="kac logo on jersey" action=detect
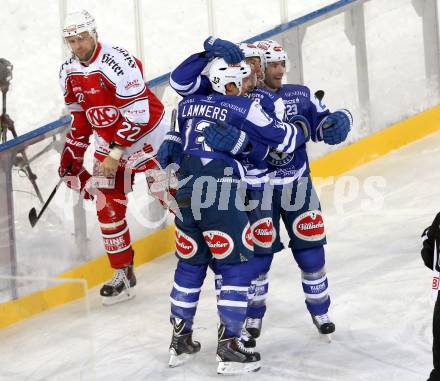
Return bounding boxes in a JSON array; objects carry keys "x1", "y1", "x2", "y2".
[
  {"x1": 203, "y1": 230, "x2": 234, "y2": 260},
  {"x1": 293, "y1": 211, "x2": 325, "y2": 242},
  {"x1": 86, "y1": 105, "x2": 119, "y2": 128},
  {"x1": 251, "y1": 218, "x2": 275, "y2": 248},
  {"x1": 267, "y1": 149, "x2": 294, "y2": 167},
  {"x1": 175, "y1": 228, "x2": 198, "y2": 259}
]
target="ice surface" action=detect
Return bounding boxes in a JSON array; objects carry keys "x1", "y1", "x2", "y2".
[{"x1": 1, "y1": 130, "x2": 438, "y2": 380}]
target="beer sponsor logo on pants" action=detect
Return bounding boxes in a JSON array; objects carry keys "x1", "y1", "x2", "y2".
[
  {"x1": 293, "y1": 210, "x2": 325, "y2": 241},
  {"x1": 251, "y1": 217, "x2": 275, "y2": 248},
  {"x1": 175, "y1": 228, "x2": 197, "y2": 259},
  {"x1": 203, "y1": 230, "x2": 234, "y2": 260}
]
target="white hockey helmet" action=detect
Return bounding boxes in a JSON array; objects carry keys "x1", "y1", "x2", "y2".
[
  {"x1": 256, "y1": 39, "x2": 288, "y2": 63},
  {"x1": 238, "y1": 42, "x2": 261, "y2": 60},
  {"x1": 62, "y1": 10, "x2": 97, "y2": 38},
  {"x1": 208, "y1": 58, "x2": 252, "y2": 95}
]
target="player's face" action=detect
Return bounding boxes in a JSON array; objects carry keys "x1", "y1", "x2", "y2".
[
  {"x1": 264, "y1": 61, "x2": 285, "y2": 91},
  {"x1": 225, "y1": 83, "x2": 240, "y2": 96},
  {"x1": 241, "y1": 67, "x2": 257, "y2": 95},
  {"x1": 65, "y1": 32, "x2": 96, "y2": 62},
  {"x1": 245, "y1": 57, "x2": 263, "y2": 83}
]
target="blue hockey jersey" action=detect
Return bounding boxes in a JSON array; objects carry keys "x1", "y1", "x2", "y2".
[
  {"x1": 169, "y1": 53, "x2": 321, "y2": 187},
  {"x1": 177, "y1": 93, "x2": 299, "y2": 187},
  {"x1": 266, "y1": 84, "x2": 330, "y2": 186}
]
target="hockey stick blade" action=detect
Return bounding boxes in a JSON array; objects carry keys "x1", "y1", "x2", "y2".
[
  {"x1": 28, "y1": 164, "x2": 71, "y2": 228},
  {"x1": 28, "y1": 207, "x2": 38, "y2": 228}
]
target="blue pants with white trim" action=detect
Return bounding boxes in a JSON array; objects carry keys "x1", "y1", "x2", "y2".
[
  {"x1": 271, "y1": 176, "x2": 331, "y2": 317},
  {"x1": 170, "y1": 259, "x2": 257, "y2": 338}
]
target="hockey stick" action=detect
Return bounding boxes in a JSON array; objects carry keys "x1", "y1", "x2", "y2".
[
  {"x1": 314, "y1": 90, "x2": 325, "y2": 101},
  {"x1": 28, "y1": 164, "x2": 71, "y2": 228},
  {"x1": 165, "y1": 108, "x2": 178, "y2": 202},
  {"x1": 433, "y1": 235, "x2": 440, "y2": 301}
]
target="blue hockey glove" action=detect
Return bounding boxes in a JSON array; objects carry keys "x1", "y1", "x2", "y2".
[
  {"x1": 157, "y1": 131, "x2": 183, "y2": 169},
  {"x1": 203, "y1": 36, "x2": 244, "y2": 64},
  {"x1": 203, "y1": 123, "x2": 250, "y2": 155},
  {"x1": 287, "y1": 114, "x2": 311, "y2": 143},
  {"x1": 315, "y1": 109, "x2": 352, "y2": 145}
]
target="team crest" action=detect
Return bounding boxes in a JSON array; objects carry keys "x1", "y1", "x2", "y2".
[
  {"x1": 267, "y1": 149, "x2": 294, "y2": 167},
  {"x1": 86, "y1": 105, "x2": 119, "y2": 128}
]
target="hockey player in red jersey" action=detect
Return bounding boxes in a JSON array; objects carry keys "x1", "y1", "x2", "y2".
[{"x1": 58, "y1": 10, "x2": 168, "y2": 305}]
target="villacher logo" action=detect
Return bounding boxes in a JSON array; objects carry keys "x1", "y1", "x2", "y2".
[{"x1": 293, "y1": 211, "x2": 326, "y2": 242}]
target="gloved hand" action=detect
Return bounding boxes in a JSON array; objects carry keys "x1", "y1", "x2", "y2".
[
  {"x1": 203, "y1": 36, "x2": 244, "y2": 64},
  {"x1": 146, "y1": 169, "x2": 178, "y2": 214},
  {"x1": 63, "y1": 167, "x2": 94, "y2": 200},
  {"x1": 58, "y1": 134, "x2": 89, "y2": 177},
  {"x1": 314, "y1": 109, "x2": 352, "y2": 145},
  {"x1": 157, "y1": 131, "x2": 183, "y2": 169},
  {"x1": 203, "y1": 123, "x2": 250, "y2": 155},
  {"x1": 287, "y1": 114, "x2": 311, "y2": 143}
]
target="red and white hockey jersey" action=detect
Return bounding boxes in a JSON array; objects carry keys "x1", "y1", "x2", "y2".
[{"x1": 59, "y1": 42, "x2": 167, "y2": 172}]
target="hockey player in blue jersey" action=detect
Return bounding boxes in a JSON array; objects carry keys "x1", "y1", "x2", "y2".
[
  {"x1": 165, "y1": 37, "x2": 325, "y2": 348},
  {"x1": 165, "y1": 37, "x2": 326, "y2": 350},
  {"x1": 211, "y1": 40, "x2": 352, "y2": 345},
  {"x1": 240, "y1": 39, "x2": 352, "y2": 344},
  {"x1": 161, "y1": 38, "x2": 308, "y2": 373},
  {"x1": 165, "y1": 57, "x2": 260, "y2": 374}
]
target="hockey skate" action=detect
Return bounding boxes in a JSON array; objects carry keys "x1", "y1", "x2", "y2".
[
  {"x1": 245, "y1": 317, "x2": 262, "y2": 339},
  {"x1": 216, "y1": 324, "x2": 261, "y2": 375},
  {"x1": 311, "y1": 313, "x2": 335, "y2": 342},
  {"x1": 100, "y1": 265, "x2": 136, "y2": 306},
  {"x1": 169, "y1": 318, "x2": 201, "y2": 367},
  {"x1": 240, "y1": 327, "x2": 256, "y2": 350}
]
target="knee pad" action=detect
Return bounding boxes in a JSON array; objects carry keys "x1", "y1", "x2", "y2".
[
  {"x1": 97, "y1": 191, "x2": 128, "y2": 222},
  {"x1": 218, "y1": 261, "x2": 257, "y2": 286},
  {"x1": 293, "y1": 246, "x2": 325, "y2": 273},
  {"x1": 251, "y1": 254, "x2": 273, "y2": 278},
  {"x1": 174, "y1": 260, "x2": 208, "y2": 289},
  {"x1": 97, "y1": 193, "x2": 132, "y2": 268}
]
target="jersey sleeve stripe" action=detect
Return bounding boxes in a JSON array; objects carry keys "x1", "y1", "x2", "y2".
[
  {"x1": 169, "y1": 76, "x2": 201, "y2": 96},
  {"x1": 115, "y1": 83, "x2": 147, "y2": 99}
]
